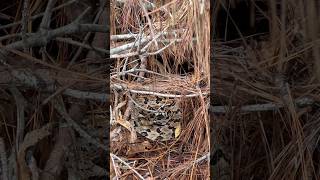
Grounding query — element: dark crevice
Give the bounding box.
[215,1,269,41]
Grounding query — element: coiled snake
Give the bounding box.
[130,94,182,141]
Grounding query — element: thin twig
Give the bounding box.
[146,40,176,55]
[74,7,92,23]
[140,33,162,53]
[110,153,145,180]
[210,97,315,113]
[120,27,144,74]
[63,89,108,102]
[21,0,30,52]
[138,0,158,49]
[9,86,27,150]
[4,23,108,52]
[111,84,209,98]
[111,51,139,59]
[68,2,106,67]
[110,35,150,55]
[112,68,167,78]
[0,0,77,30]
[0,33,36,42]
[110,29,187,41]
[0,53,108,102]
[129,89,208,98]
[39,0,57,30]
[110,154,120,180]
[53,97,108,151]
[0,46,106,82]
[55,37,108,55]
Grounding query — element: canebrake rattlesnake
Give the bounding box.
[130,94,182,141]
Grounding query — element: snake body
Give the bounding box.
[130,94,182,141]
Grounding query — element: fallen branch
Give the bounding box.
[9,87,27,150]
[1,4,109,55]
[39,104,83,180]
[210,97,315,113]
[17,124,53,180]
[0,0,77,30]
[55,37,109,55]
[0,54,108,102]
[53,97,108,151]
[111,83,209,98]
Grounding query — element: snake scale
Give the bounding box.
[130,94,182,141]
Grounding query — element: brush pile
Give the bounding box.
[213,0,320,179]
[110,0,210,179]
[0,0,108,179]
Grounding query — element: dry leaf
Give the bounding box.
[126,141,152,156]
[116,114,137,142]
[175,122,182,138]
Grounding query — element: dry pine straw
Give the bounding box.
[110,78,209,179]
[110,0,209,178]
